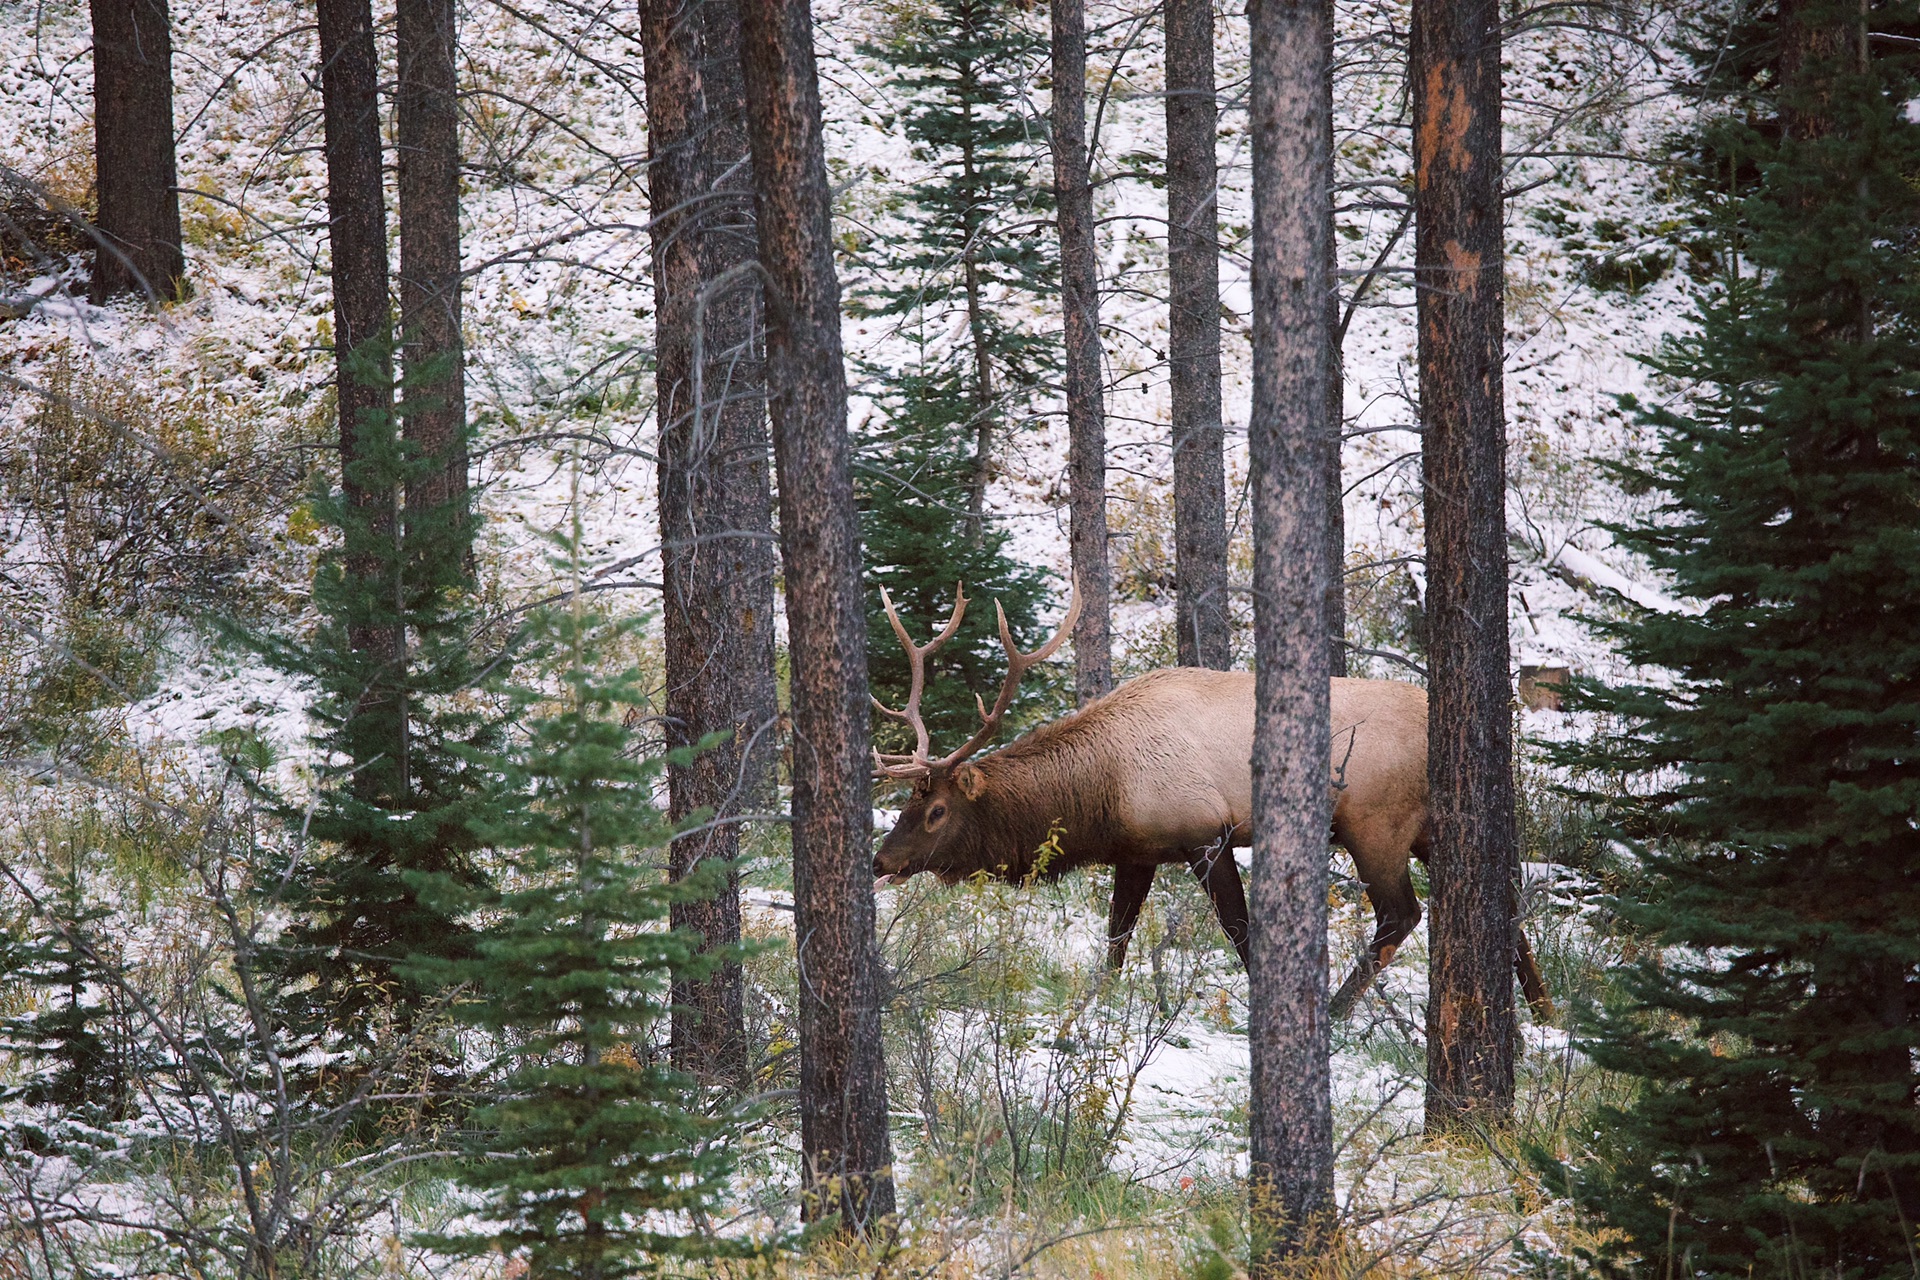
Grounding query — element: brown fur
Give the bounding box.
[876,669,1433,960]
[875,668,1555,1019]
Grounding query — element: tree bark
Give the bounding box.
[737,0,895,1230]
[1413,0,1517,1128]
[641,0,779,1089]
[88,0,184,303]
[1245,0,1334,1263]
[1051,0,1112,703]
[1777,0,1862,143]
[396,0,469,563]
[317,0,401,696]
[1164,0,1230,672]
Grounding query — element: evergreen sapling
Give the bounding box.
[853,0,1059,747]
[244,345,499,1048]
[413,531,742,1277]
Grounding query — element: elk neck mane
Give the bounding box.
[965,682,1153,876]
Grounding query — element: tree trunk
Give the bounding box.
[1164,0,1230,672]
[641,0,778,1089]
[1323,359,1346,675]
[88,0,184,303]
[962,253,997,548]
[317,0,401,716]
[396,0,469,566]
[737,0,895,1230]
[1776,0,1867,354]
[1245,0,1334,1263]
[1051,0,1112,704]
[1413,0,1516,1128]
[1777,0,1862,143]
[1321,0,1346,677]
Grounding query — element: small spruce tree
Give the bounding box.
[246,347,497,1046]
[855,0,1059,748]
[859,404,1056,751]
[411,531,740,1278]
[1551,4,1920,1271]
[0,838,125,1132]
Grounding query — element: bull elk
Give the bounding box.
[870,583,1553,1019]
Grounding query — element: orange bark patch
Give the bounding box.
[1415,64,1473,187]
[1445,239,1483,297]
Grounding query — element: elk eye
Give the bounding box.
[928,804,947,824]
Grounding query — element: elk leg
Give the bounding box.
[1330,862,1422,1020]
[1187,843,1251,969]
[1516,926,1556,1021]
[1106,862,1158,969]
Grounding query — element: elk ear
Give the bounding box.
[955,763,986,801]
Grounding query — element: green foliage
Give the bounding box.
[1550,8,1920,1273]
[853,0,1053,361]
[879,867,1197,1210]
[0,848,125,1129]
[409,546,742,1278]
[861,425,1058,753]
[0,348,304,621]
[0,348,302,757]
[241,345,499,1045]
[854,0,1059,751]
[0,772,462,1278]
[0,608,160,758]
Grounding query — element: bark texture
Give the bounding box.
[317,0,400,681]
[88,0,184,302]
[737,0,896,1229]
[1164,0,1231,672]
[1413,0,1517,1127]
[1778,0,1863,143]
[1051,0,1112,703]
[396,0,468,544]
[1245,0,1334,1262]
[641,0,778,1088]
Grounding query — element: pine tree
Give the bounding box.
[859,395,1054,750]
[855,0,1059,749]
[247,351,495,1047]
[88,0,185,302]
[1413,0,1517,1126]
[640,0,779,1085]
[395,0,470,563]
[1244,0,1335,1255]
[412,558,737,1277]
[1164,0,1232,673]
[740,0,898,1222]
[0,843,125,1130]
[1553,1,1920,1268]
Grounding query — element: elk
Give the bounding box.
[870,584,1553,1019]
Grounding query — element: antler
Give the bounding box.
[931,583,1081,769]
[870,583,969,779]
[870,581,1083,780]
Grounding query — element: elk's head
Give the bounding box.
[869,581,1079,888]
[873,761,988,884]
